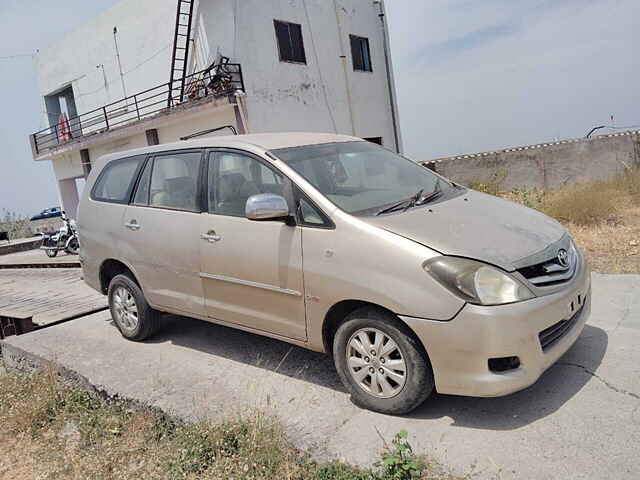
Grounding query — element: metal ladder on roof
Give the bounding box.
[168,0,195,107]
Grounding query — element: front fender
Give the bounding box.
[302,213,466,351]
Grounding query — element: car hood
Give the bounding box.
[365,189,566,271]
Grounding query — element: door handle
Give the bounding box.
[125,221,141,231]
[201,230,221,243]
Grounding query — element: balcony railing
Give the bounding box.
[32,63,244,155]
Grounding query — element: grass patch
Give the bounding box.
[541,182,618,226]
[504,168,640,226]
[0,368,459,480]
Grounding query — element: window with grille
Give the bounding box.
[274,20,307,64]
[350,35,372,72]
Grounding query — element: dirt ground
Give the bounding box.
[567,205,640,273]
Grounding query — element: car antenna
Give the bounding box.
[180,125,238,141]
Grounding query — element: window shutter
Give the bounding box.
[350,35,364,71]
[362,38,372,71]
[275,21,293,62]
[290,24,306,63]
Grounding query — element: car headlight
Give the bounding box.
[424,257,534,306]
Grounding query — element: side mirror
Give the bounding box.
[246,194,290,221]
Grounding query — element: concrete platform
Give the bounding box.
[0,268,106,326]
[0,248,80,268]
[0,236,42,256]
[1,273,639,479]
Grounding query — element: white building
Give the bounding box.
[30,0,402,217]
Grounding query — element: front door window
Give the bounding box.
[209,151,285,217]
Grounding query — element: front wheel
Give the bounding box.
[65,237,79,255]
[333,307,434,415]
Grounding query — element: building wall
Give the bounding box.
[189,0,400,150]
[424,130,640,190]
[35,0,402,213]
[34,0,176,129]
[35,0,399,151]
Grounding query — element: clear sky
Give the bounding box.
[1,0,638,216]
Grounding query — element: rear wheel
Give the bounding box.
[333,307,434,415]
[108,274,160,341]
[45,248,58,258]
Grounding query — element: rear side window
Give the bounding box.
[91,155,145,203]
[148,152,202,211]
[132,159,152,205]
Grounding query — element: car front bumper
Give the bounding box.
[400,253,591,397]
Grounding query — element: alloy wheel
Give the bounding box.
[346,327,407,398]
[112,286,139,333]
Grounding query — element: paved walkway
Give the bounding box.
[0,268,106,326]
[1,273,639,479]
[0,248,80,268]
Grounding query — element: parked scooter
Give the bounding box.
[41,211,79,258]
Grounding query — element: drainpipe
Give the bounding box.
[332,0,356,135]
[373,0,402,153]
[113,27,128,99]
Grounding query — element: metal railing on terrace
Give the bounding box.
[32,63,244,155]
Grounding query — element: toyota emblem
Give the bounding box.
[557,249,570,268]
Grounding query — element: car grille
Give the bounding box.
[518,246,577,287]
[538,301,584,351]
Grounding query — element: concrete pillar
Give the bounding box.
[80,149,91,177]
[234,105,247,134]
[145,129,159,146]
[57,178,80,219]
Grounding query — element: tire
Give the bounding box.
[333,307,434,415]
[65,237,79,255]
[46,248,58,258]
[107,274,161,341]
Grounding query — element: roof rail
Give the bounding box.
[179,125,238,141]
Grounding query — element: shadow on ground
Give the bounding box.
[119,315,607,430]
[145,314,344,391]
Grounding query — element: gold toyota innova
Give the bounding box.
[78,133,591,414]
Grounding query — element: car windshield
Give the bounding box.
[271,141,451,216]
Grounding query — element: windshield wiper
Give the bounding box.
[375,197,415,216]
[376,182,445,216]
[415,179,445,206]
[402,189,424,212]
[376,189,425,216]
[417,184,444,206]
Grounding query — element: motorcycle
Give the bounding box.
[41,211,79,258]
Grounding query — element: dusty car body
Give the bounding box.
[78,133,590,414]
